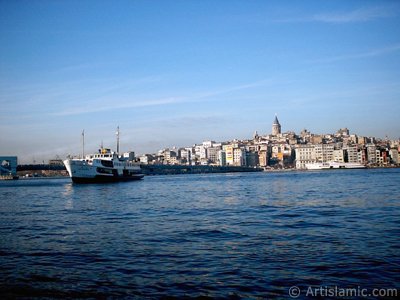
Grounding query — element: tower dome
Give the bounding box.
[272,114,281,135]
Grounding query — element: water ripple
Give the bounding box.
[1,169,400,298]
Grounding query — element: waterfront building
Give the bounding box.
[272,115,281,136]
[139,154,154,164]
[271,145,282,159]
[315,144,334,162]
[199,146,207,160]
[133,116,396,169]
[389,148,399,164]
[333,149,345,163]
[194,144,202,158]
[245,143,258,153]
[245,151,259,167]
[233,148,246,166]
[207,147,220,163]
[122,151,135,161]
[169,156,179,165]
[218,150,226,166]
[179,149,191,164]
[366,144,377,164]
[295,145,316,169]
[343,145,358,163]
[376,149,383,166]
[199,158,209,165]
[258,150,269,167]
[224,145,234,165]
[163,149,177,164]
[381,149,390,166]
[357,149,367,164]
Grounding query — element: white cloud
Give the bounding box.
[49,78,278,116]
[274,5,397,24]
[307,43,400,64]
[313,6,395,23]
[52,97,183,116]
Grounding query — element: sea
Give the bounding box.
[0,169,399,299]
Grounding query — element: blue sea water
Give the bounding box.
[0,169,399,299]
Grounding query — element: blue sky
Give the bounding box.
[1,0,399,163]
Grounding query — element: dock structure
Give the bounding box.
[0,156,18,179]
[140,164,263,175]
[16,163,263,176]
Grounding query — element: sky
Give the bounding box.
[0,0,399,163]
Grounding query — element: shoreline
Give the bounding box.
[10,165,399,181]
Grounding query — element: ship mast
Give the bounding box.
[82,129,85,159]
[116,126,120,155]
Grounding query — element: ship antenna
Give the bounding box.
[82,129,85,158]
[116,126,120,155]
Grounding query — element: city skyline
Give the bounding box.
[1,1,400,163]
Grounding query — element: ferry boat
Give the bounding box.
[63,128,144,183]
[305,161,366,170]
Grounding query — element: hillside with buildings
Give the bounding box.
[138,115,400,170]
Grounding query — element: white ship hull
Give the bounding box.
[305,162,366,170]
[64,157,144,184]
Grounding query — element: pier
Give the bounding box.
[16,163,262,177]
[140,164,263,175]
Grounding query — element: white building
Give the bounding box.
[207,147,220,164]
[163,149,177,164]
[344,145,358,163]
[218,150,226,166]
[233,148,246,166]
[389,148,399,164]
[179,149,191,164]
[139,154,153,164]
[295,145,315,169]
[333,149,345,163]
[202,141,215,148]
[315,144,334,162]
[122,151,135,161]
[358,149,367,164]
[367,144,377,164]
[199,146,207,160]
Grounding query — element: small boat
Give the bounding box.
[305,161,366,170]
[64,127,144,183]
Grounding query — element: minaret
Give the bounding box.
[272,114,281,135]
[253,130,259,140]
